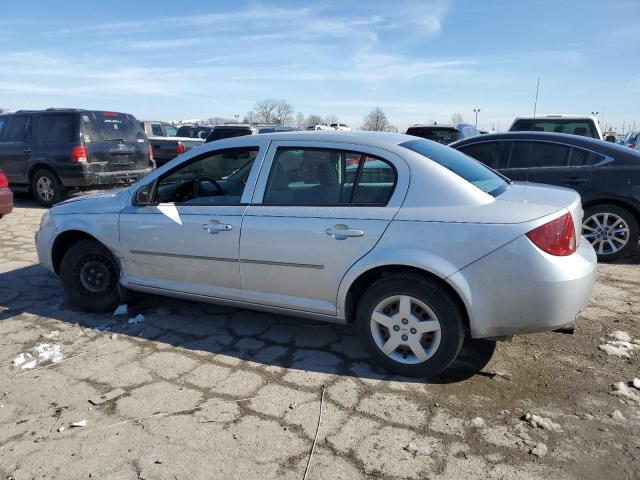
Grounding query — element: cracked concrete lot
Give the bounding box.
[1,196,639,480]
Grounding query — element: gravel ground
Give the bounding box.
[1,195,639,480]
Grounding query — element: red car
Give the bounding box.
[0,169,13,218]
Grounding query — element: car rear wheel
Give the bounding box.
[60,239,120,312]
[583,204,639,261]
[356,274,465,378]
[31,169,67,207]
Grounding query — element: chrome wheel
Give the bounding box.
[370,295,441,365]
[36,176,55,202]
[583,212,629,256]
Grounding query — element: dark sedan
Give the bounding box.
[451,131,640,261]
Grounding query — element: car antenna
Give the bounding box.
[526,77,541,183]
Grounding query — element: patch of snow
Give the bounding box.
[404,441,432,456]
[610,382,640,404]
[469,417,486,428]
[523,412,562,433]
[598,341,639,358]
[127,314,144,325]
[609,331,632,342]
[113,304,128,316]
[34,343,63,363]
[530,443,548,457]
[43,330,60,340]
[70,419,87,428]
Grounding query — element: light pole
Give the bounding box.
[234,114,239,124]
[473,108,481,128]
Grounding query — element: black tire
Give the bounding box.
[355,273,466,378]
[583,204,639,262]
[60,239,120,312]
[31,168,67,207]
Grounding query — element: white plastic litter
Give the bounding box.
[610,382,640,404]
[127,314,145,325]
[404,441,432,456]
[58,426,65,432]
[469,417,486,428]
[633,378,640,390]
[22,360,37,370]
[34,343,64,364]
[113,304,128,316]
[12,352,31,366]
[530,443,548,457]
[70,419,87,428]
[523,412,563,433]
[43,331,60,340]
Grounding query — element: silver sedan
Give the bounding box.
[36,131,597,377]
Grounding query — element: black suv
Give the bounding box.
[451,131,640,261]
[0,109,153,206]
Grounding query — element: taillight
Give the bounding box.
[176,143,186,154]
[526,212,576,256]
[70,145,88,163]
[0,170,8,188]
[148,142,154,160]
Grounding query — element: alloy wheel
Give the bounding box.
[369,295,441,365]
[36,176,55,202]
[583,212,629,256]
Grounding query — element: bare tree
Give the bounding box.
[294,112,306,130]
[361,107,395,132]
[450,112,464,125]
[204,116,230,126]
[247,98,295,125]
[273,99,295,125]
[324,113,339,125]
[243,111,257,124]
[306,114,324,126]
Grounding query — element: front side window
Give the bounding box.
[509,141,570,168]
[39,115,74,143]
[401,138,508,197]
[154,148,258,205]
[263,148,396,205]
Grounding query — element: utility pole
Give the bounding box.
[473,108,481,128]
[234,114,239,124]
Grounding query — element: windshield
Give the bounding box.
[401,139,509,197]
[510,119,598,138]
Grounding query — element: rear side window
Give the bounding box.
[509,141,569,168]
[38,115,75,143]
[457,141,509,169]
[264,148,396,206]
[569,148,601,166]
[151,124,164,136]
[4,116,28,142]
[510,119,597,138]
[401,139,508,197]
[0,117,7,135]
[82,112,146,143]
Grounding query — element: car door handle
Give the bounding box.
[562,177,589,184]
[202,220,233,234]
[325,224,364,239]
[23,148,32,153]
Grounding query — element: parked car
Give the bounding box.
[36,131,595,377]
[330,123,351,131]
[621,131,639,149]
[0,168,13,218]
[451,131,640,261]
[175,125,215,140]
[405,124,479,144]
[307,124,333,131]
[0,109,153,206]
[509,114,603,140]
[140,121,178,138]
[205,124,296,143]
[148,136,204,167]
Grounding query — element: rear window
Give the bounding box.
[38,114,75,143]
[406,127,460,144]
[82,111,146,143]
[401,139,509,197]
[510,119,597,138]
[206,127,252,142]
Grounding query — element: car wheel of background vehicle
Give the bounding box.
[355,273,465,378]
[60,239,120,312]
[583,204,639,261]
[31,169,67,207]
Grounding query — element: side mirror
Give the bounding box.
[134,185,151,206]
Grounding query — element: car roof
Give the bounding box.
[408,124,458,129]
[251,130,416,147]
[450,131,640,156]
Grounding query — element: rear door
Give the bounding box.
[0,115,32,184]
[239,141,409,315]
[81,111,149,178]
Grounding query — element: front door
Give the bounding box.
[0,115,32,185]
[240,141,409,315]
[119,145,264,301]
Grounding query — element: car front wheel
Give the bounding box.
[356,274,465,378]
[583,204,639,261]
[59,239,120,312]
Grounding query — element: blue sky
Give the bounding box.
[1,0,638,131]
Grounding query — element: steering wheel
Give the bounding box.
[194,176,225,198]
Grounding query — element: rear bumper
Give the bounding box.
[448,236,597,338]
[0,187,13,215]
[60,165,153,188]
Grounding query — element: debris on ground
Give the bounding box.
[288,402,297,410]
[127,314,145,325]
[523,412,563,432]
[469,417,486,428]
[42,330,60,340]
[12,352,32,367]
[113,304,128,316]
[404,440,432,456]
[57,426,65,432]
[633,378,640,390]
[89,388,126,405]
[530,443,548,457]
[485,370,512,381]
[70,419,87,428]
[610,382,640,404]
[599,331,640,358]
[110,333,118,340]
[610,409,626,421]
[34,343,63,364]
